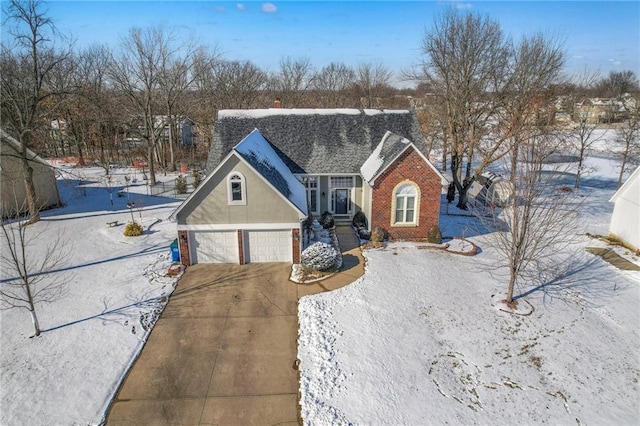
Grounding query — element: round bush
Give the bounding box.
[301,242,339,271]
[428,225,443,244]
[319,211,335,229]
[124,221,143,237]
[371,226,387,243]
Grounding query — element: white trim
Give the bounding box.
[366,137,448,186]
[390,180,420,227]
[178,222,301,231]
[227,171,247,205]
[329,175,355,215]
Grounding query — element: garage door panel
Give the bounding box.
[191,231,238,264]
[245,230,292,263]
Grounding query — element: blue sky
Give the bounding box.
[7,1,640,87]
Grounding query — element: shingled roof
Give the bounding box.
[207,109,426,175]
[234,129,307,215]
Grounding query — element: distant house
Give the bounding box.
[1,129,60,218]
[609,166,640,252]
[574,98,629,124]
[171,108,447,265]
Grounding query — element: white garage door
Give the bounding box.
[245,230,292,263]
[190,231,238,264]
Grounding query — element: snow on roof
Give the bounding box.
[360,131,410,183]
[234,129,308,215]
[219,108,410,120]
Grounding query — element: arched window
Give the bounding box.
[227,172,246,205]
[395,184,417,224]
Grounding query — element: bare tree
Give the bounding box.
[488,33,567,306]
[310,62,356,108]
[209,60,268,109]
[596,70,639,97]
[1,214,69,337]
[613,103,640,187]
[487,133,583,307]
[0,0,71,224]
[108,25,169,186]
[156,37,212,172]
[418,9,510,209]
[355,62,393,108]
[269,56,315,107]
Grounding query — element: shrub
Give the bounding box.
[175,174,187,194]
[192,170,202,189]
[428,225,443,244]
[124,221,143,237]
[301,242,339,271]
[319,211,334,229]
[371,226,387,243]
[352,210,368,228]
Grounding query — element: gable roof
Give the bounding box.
[207,109,426,175]
[234,129,307,214]
[171,128,307,221]
[1,129,52,169]
[361,131,448,186]
[610,165,640,203]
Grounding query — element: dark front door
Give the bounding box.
[335,189,349,214]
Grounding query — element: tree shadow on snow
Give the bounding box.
[514,250,630,307]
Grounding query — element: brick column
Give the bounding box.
[237,230,245,265]
[178,230,191,266]
[292,228,301,264]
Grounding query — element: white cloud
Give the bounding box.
[237,3,245,11]
[261,2,277,13]
[452,1,473,9]
[214,5,225,12]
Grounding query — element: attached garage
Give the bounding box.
[244,230,292,263]
[190,231,239,264]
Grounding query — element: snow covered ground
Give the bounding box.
[0,128,637,425]
[298,136,640,424]
[0,166,182,424]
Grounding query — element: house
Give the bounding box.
[609,165,640,252]
[1,129,61,218]
[171,109,447,265]
[574,98,629,124]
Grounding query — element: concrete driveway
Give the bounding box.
[106,226,363,425]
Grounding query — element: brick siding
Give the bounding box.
[370,147,441,241]
[292,228,300,264]
[178,230,191,266]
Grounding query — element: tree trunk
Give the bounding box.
[574,146,585,188]
[505,268,516,304]
[29,308,41,337]
[21,156,40,224]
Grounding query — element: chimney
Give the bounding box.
[273,98,282,108]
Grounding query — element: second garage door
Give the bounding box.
[245,230,292,263]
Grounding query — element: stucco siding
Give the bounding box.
[610,170,640,250]
[1,140,60,218]
[178,154,301,225]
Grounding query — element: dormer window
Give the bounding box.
[228,172,246,205]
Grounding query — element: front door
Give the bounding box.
[335,189,349,214]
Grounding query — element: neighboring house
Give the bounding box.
[1,129,61,219]
[574,98,629,124]
[609,165,640,252]
[171,108,447,265]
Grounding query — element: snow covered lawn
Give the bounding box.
[0,167,182,424]
[298,152,640,425]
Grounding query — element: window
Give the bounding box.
[300,176,319,214]
[227,172,246,205]
[394,184,417,224]
[330,176,354,215]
